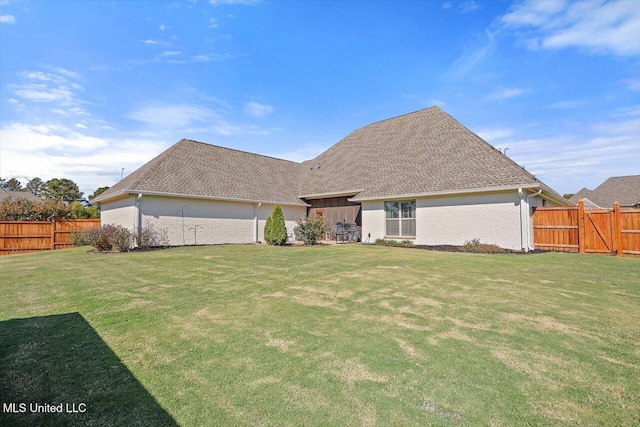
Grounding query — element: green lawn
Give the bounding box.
[1,245,639,426]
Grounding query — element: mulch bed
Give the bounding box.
[410,244,547,254]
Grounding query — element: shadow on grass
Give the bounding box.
[0,312,177,426]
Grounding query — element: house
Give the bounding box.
[569,175,640,209]
[92,107,571,250]
[0,188,41,202]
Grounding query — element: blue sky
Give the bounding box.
[1,0,639,197]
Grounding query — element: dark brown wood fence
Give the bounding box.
[533,200,640,257]
[0,219,100,255]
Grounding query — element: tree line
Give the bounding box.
[0,177,109,220]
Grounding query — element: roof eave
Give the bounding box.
[94,189,309,207]
[349,184,543,202]
[298,189,364,200]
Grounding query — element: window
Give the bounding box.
[385,200,416,238]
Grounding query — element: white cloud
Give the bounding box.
[489,87,530,100]
[159,50,182,57]
[159,24,170,31]
[445,29,496,80]
[491,115,640,194]
[458,0,480,14]
[623,76,640,92]
[442,2,452,10]
[502,0,640,56]
[0,122,166,194]
[209,18,218,28]
[0,14,16,24]
[140,39,158,45]
[475,128,514,142]
[167,53,232,64]
[546,100,585,109]
[75,123,88,129]
[9,68,87,115]
[243,102,274,117]
[269,143,328,163]
[128,103,218,129]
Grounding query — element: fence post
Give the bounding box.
[613,202,623,257]
[51,219,56,250]
[577,199,585,254]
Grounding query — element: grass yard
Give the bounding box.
[0,245,639,426]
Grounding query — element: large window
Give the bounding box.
[385,200,416,238]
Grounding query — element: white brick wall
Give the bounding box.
[122,196,307,246]
[100,196,136,230]
[362,191,529,250]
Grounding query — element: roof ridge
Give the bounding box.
[182,138,302,165]
[351,105,441,132]
[437,108,541,184]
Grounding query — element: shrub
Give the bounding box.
[264,216,273,244]
[134,223,168,249]
[84,226,114,252]
[293,215,326,245]
[70,230,86,246]
[0,197,72,221]
[462,238,506,254]
[374,238,414,248]
[268,205,288,246]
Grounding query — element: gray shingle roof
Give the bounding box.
[569,175,640,208]
[0,189,41,202]
[95,106,558,205]
[96,139,306,205]
[300,107,541,200]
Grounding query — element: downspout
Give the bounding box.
[135,193,143,248]
[254,202,261,243]
[518,188,526,251]
[525,189,542,250]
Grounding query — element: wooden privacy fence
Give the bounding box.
[0,219,100,256]
[533,200,640,257]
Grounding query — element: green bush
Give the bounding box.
[269,205,288,246]
[264,216,273,244]
[293,215,326,245]
[375,238,414,248]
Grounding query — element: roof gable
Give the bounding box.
[300,106,540,199]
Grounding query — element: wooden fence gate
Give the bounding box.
[0,219,100,255]
[533,200,640,257]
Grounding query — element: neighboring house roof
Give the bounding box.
[569,175,640,208]
[94,106,568,205]
[0,188,40,202]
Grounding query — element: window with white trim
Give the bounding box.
[385,200,416,238]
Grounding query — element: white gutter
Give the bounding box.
[350,184,542,202]
[253,202,262,242]
[93,189,309,207]
[518,188,527,251]
[518,187,543,252]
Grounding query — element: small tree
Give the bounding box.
[263,216,273,244]
[26,177,45,198]
[293,214,326,245]
[42,178,84,202]
[4,178,23,191]
[270,205,288,246]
